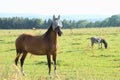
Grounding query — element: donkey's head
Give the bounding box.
[52,15,63,36]
[102,39,108,49]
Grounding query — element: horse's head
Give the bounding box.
[104,42,108,49]
[102,39,108,49]
[52,15,63,36]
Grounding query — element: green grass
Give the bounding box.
[0,27,120,80]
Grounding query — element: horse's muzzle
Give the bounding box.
[55,27,62,36]
[58,30,62,36]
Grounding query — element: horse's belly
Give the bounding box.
[28,50,46,55]
[24,43,47,55]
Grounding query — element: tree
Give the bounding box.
[62,19,71,28]
[76,20,89,28]
[94,21,101,27]
[100,18,109,27]
[0,14,120,29]
[108,15,120,27]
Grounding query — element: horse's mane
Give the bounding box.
[43,23,53,38]
[102,39,107,44]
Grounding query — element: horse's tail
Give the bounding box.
[16,49,22,55]
[15,45,23,65]
[15,41,22,56]
[15,34,26,55]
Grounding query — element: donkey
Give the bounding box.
[90,37,108,49]
[15,15,63,76]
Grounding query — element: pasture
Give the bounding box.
[0,27,120,80]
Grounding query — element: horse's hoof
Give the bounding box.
[22,72,26,76]
[50,75,52,78]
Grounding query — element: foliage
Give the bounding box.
[0,27,120,80]
[0,14,120,29]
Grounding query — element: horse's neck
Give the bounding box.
[50,31,58,44]
[102,39,106,44]
[44,24,58,44]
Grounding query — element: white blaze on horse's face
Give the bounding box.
[52,15,63,30]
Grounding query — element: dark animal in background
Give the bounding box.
[15,15,63,76]
[90,37,108,49]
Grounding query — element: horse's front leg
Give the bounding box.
[53,53,60,79]
[101,43,102,48]
[99,43,102,48]
[52,53,57,75]
[47,54,51,75]
[91,42,94,48]
[98,42,101,49]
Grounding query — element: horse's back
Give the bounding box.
[90,37,96,42]
[91,37,102,43]
[16,33,32,43]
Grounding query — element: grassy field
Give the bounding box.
[0,27,120,80]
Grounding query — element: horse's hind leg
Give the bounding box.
[20,51,27,76]
[15,52,21,65]
[53,54,60,79]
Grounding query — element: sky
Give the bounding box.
[0,0,120,16]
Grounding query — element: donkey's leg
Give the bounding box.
[91,42,94,48]
[98,42,101,49]
[15,52,21,66]
[100,43,102,48]
[52,54,57,75]
[20,51,27,76]
[98,43,102,49]
[47,54,51,75]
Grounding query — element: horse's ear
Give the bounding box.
[58,15,60,19]
[53,15,55,20]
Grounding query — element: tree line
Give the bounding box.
[0,14,120,29]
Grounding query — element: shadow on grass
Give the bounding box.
[0,40,3,41]
[0,40,4,43]
[71,43,81,45]
[34,61,47,65]
[91,54,115,58]
[6,41,14,44]
[113,59,120,61]
[5,49,15,52]
[33,60,63,66]
[59,49,82,54]
[65,50,82,53]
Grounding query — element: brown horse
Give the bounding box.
[15,15,63,76]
